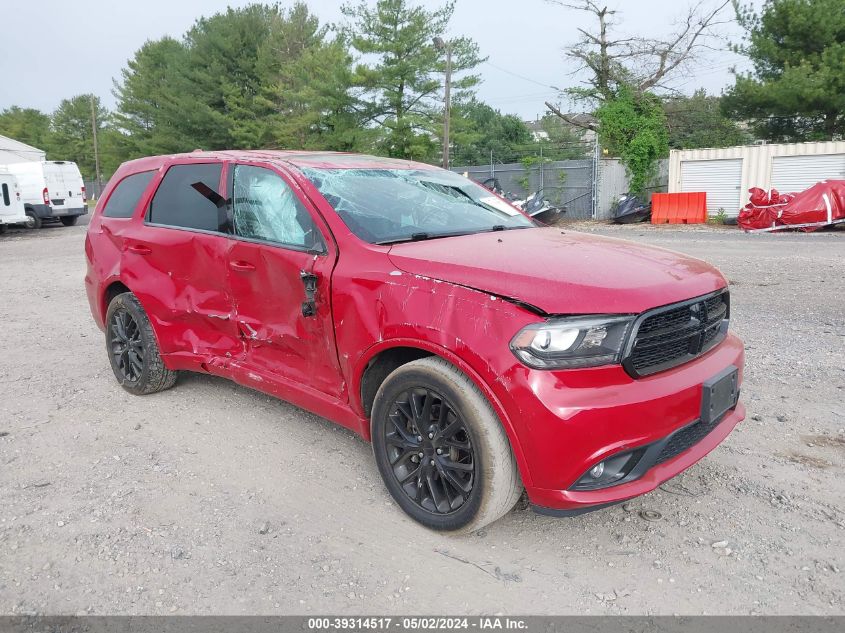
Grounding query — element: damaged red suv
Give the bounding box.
[85,151,744,531]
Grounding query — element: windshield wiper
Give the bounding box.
[376,226,533,245]
[486,224,532,232]
[375,231,475,245]
[375,232,429,245]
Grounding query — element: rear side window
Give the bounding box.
[147,163,224,232]
[2,183,9,206]
[102,171,156,218]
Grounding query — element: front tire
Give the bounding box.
[105,292,178,395]
[60,215,79,226]
[371,357,522,532]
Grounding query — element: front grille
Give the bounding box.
[654,416,722,465]
[624,290,729,377]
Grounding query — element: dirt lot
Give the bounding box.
[1,220,843,616]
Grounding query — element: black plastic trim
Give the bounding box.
[531,499,627,517]
[622,288,730,378]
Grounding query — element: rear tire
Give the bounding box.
[24,209,41,230]
[0,224,7,235]
[371,357,522,532]
[60,215,79,227]
[105,292,178,395]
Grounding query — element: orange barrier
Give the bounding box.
[651,192,707,224]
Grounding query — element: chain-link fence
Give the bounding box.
[84,179,105,201]
[454,157,669,221]
[453,159,596,219]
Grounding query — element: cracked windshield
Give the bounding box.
[300,167,535,244]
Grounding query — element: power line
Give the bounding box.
[483,61,560,91]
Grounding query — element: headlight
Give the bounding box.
[509,315,635,369]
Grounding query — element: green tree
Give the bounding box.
[0,106,52,151]
[664,90,749,149]
[722,0,845,141]
[258,5,367,151]
[111,37,192,158]
[545,1,730,128]
[48,94,109,181]
[544,1,728,195]
[341,0,483,161]
[180,3,280,149]
[449,99,533,165]
[595,88,668,195]
[112,3,363,159]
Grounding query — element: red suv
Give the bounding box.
[85,151,745,531]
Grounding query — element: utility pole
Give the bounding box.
[89,95,102,199]
[433,37,452,170]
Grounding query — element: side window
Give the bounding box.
[232,164,325,251]
[102,171,156,218]
[147,163,225,232]
[2,183,9,206]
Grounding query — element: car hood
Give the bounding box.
[386,228,727,315]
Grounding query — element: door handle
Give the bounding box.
[127,244,151,255]
[300,270,319,317]
[229,260,256,272]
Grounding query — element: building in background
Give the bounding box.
[0,134,46,165]
[669,141,845,219]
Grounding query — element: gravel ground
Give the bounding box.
[0,220,843,616]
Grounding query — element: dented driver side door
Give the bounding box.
[225,162,345,399]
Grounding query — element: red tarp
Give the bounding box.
[737,180,845,232]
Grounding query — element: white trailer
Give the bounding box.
[0,171,28,233]
[4,160,88,228]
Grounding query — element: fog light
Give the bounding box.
[570,448,648,491]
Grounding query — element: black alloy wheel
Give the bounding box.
[104,292,178,395]
[383,387,476,515]
[109,308,144,382]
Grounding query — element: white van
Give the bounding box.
[5,160,87,228]
[0,171,28,233]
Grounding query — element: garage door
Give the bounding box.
[771,154,845,192]
[680,159,743,217]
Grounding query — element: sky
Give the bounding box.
[0,0,752,121]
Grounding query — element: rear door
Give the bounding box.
[43,162,85,213]
[0,174,27,224]
[122,161,242,361]
[226,162,344,397]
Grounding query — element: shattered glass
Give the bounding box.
[299,167,534,244]
[233,164,323,250]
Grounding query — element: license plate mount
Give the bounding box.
[701,366,738,425]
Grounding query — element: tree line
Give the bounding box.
[543,0,843,195]
[0,0,839,190]
[0,1,553,182]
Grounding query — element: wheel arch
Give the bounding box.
[101,279,177,373]
[102,279,132,323]
[354,339,533,487]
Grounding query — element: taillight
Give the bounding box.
[81,186,86,203]
[42,187,50,204]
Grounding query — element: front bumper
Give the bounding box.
[506,332,745,513]
[530,403,744,514]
